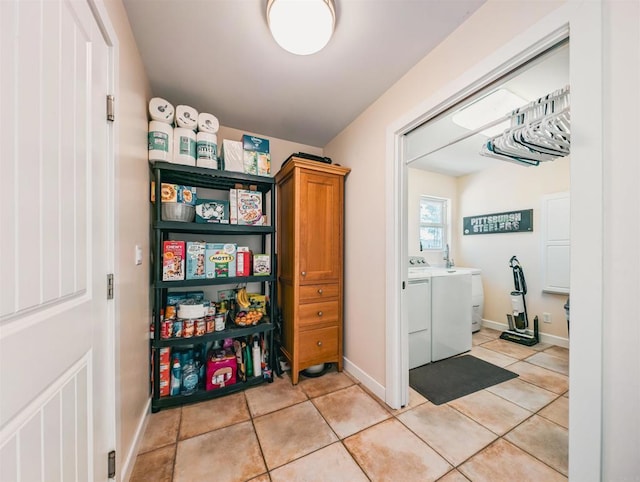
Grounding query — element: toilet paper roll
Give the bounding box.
[148,97,174,124]
[172,128,196,166]
[196,132,218,169]
[148,121,173,163]
[197,113,220,134]
[176,105,198,130]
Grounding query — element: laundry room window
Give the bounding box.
[419,196,448,250]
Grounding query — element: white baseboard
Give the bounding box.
[481,318,569,348]
[343,357,386,402]
[120,397,151,482]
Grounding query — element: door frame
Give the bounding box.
[385,2,603,480]
[87,0,119,477]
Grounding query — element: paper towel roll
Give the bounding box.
[196,132,218,169]
[149,97,174,124]
[176,105,198,130]
[197,113,220,134]
[173,128,196,166]
[148,121,173,163]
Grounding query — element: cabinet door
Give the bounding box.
[298,170,343,283]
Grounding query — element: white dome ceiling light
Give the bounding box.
[267,0,336,56]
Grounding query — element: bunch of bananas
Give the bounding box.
[236,287,251,309]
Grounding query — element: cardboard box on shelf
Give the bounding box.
[163,241,185,281]
[253,254,270,276]
[185,241,206,280]
[205,243,237,278]
[195,199,230,224]
[242,135,271,176]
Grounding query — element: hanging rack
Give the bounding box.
[405,86,570,167]
[480,86,570,166]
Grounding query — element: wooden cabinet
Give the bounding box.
[275,157,350,384]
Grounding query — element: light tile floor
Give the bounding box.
[131,328,569,481]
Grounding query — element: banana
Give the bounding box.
[237,287,250,308]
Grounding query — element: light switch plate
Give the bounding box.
[135,245,143,265]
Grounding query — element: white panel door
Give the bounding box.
[0,0,114,480]
[541,192,571,294]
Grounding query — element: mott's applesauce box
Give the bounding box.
[242,135,270,176]
[205,243,237,278]
[151,182,197,205]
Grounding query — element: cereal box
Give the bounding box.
[253,254,270,276]
[151,182,197,205]
[185,241,206,280]
[236,247,252,277]
[158,348,171,397]
[205,243,237,278]
[195,199,229,224]
[163,241,185,281]
[236,190,264,226]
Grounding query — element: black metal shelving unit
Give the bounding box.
[150,162,276,412]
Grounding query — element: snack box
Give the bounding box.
[236,247,252,277]
[247,293,267,314]
[253,254,270,276]
[242,135,271,176]
[217,289,235,302]
[185,241,206,280]
[167,293,187,306]
[163,241,185,281]
[151,182,197,205]
[236,189,264,226]
[206,348,237,390]
[205,243,237,278]
[195,199,230,224]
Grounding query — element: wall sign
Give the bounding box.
[463,209,533,235]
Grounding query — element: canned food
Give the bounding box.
[183,319,195,338]
[160,319,173,339]
[195,318,206,336]
[172,320,183,338]
[214,313,225,332]
[205,316,215,333]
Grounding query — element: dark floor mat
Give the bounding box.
[409,355,518,405]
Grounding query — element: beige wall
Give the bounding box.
[457,157,570,339]
[102,0,153,478]
[324,0,565,387]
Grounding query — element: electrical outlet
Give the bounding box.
[543,312,552,323]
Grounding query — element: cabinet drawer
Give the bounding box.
[299,283,339,303]
[299,326,339,364]
[298,300,339,327]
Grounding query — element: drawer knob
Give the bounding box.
[317,341,323,347]
[317,289,323,294]
[301,271,306,276]
[317,311,323,317]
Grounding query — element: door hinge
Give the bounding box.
[106,95,115,122]
[107,274,114,300]
[108,450,116,478]
[402,281,406,290]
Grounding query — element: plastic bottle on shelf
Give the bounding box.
[252,340,262,377]
[170,355,182,396]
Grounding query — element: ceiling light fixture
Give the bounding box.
[267,0,336,56]
[452,89,528,137]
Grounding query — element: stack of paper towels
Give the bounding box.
[148,97,220,169]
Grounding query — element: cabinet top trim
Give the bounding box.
[275,158,351,181]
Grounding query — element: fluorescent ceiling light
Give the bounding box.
[452,89,528,137]
[267,0,335,56]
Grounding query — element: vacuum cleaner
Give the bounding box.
[500,255,539,346]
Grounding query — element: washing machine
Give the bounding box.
[407,257,432,369]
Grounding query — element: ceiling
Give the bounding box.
[122,0,486,147]
[405,42,570,176]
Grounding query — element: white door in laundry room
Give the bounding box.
[0,0,114,480]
